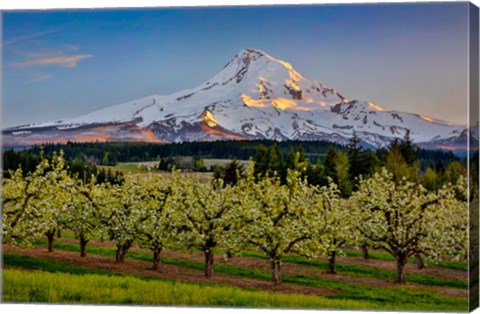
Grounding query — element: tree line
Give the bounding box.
[3,132,473,199]
[248,131,471,197]
[13,138,459,167]
[21,140,336,164]
[3,149,124,185]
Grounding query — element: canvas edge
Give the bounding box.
[0,2,476,313]
[468,1,480,312]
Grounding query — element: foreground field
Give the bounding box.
[4,269,362,308]
[2,236,468,311]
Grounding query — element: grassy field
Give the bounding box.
[99,158,251,174]
[202,158,251,168]
[342,249,468,271]
[2,254,466,311]
[2,268,391,309]
[2,235,469,311]
[98,162,158,174]
[98,163,214,182]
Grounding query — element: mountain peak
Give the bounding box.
[237,48,267,58]
[4,48,469,152]
[221,48,268,74]
[230,48,295,72]
[215,48,303,89]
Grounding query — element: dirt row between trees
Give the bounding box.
[57,237,467,281]
[3,245,335,297]
[3,238,468,298]
[334,255,467,281]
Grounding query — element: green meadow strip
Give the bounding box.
[1,267,387,309]
[16,241,468,311]
[342,249,467,271]
[3,253,122,277]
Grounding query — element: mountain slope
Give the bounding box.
[3,49,473,150]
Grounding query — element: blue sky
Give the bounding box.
[2,2,470,127]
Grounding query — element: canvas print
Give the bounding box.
[1,2,479,312]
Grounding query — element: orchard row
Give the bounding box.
[2,152,467,285]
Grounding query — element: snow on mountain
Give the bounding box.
[3,48,473,150]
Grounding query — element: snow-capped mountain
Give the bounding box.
[3,48,475,150]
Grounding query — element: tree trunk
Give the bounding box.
[46,230,55,252]
[362,244,369,259]
[415,253,425,269]
[115,242,132,263]
[152,247,162,270]
[204,249,214,278]
[271,260,282,285]
[395,256,407,284]
[57,229,62,238]
[115,245,123,263]
[327,250,337,274]
[80,236,89,257]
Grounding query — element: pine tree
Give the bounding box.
[267,144,284,177]
[253,144,268,179]
[323,146,338,185]
[97,169,106,184]
[222,159,245,186]
[347,131,362,182]
[286,147,296,170]
[399,130,418,165]
[361,151,381,178]
[297,144,306,164]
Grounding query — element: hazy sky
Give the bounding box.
[2,2,471,128]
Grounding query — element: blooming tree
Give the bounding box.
[133,174,175,270]
[2,152,73,251]
[87,177,143,263]
[239,170,325,285]
[65,179,103,257]
[317,180,357,274]
[170,174,242,278]
[352,168,467,284]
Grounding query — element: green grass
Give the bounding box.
[3,268,376,308]
[57,231,467,272]
[3,256,467,311]
[98,164,151,174]
[244,247,467,271]
[21,240,468,311]
[3,253,122,277]
[241,251,467,289]
[343,249,467,271]
[34,240,468,289]
[56,231,104,241]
